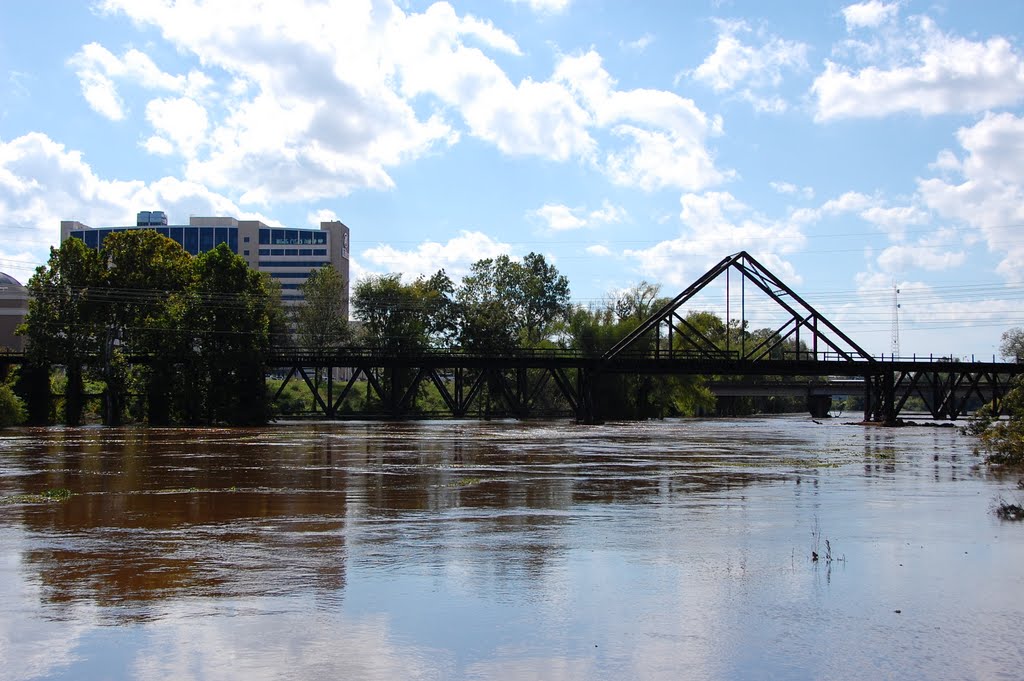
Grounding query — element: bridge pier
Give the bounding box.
[806,394,831,419]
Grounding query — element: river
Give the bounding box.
[1,416,1022,680]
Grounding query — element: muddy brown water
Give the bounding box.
[1,417,1022,680]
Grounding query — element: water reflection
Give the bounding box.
[2,418,1022,680]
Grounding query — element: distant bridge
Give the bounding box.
[259,252,1023,423]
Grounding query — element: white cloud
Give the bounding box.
[820,190,873,215]
[585,244,612,256]
[621,34,655,53]
[917,112,1024,280]
[692,20,808,112]
[360,230,511,281]
[859,204,929,238]
[604,125,728,192]
[622,191,804,287]
[534,204,587,231]
[307,208,340,227]
[769,181,814,200]
[876,244,965,272]
[145,97,209,158]
[507,0,571,14]
[788,190,931,241]
[0,132,274,280]
[67,42,210,121]
[532,200,627,232]
[555,50,729,191]
[587,200,627,225]
[842,1,900,30]
[142,136,174,156]
[86,2,730,205]
[812,17,1024,120]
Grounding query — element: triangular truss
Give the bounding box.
[602,251,874,363]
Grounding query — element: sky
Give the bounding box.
[2,0,1024,359]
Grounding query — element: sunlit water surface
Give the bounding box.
[1,417,1022,680]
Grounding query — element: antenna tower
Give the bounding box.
[891,281,901,358]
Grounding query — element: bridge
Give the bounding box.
[5,251,1022,423]
[259,252,1023,423]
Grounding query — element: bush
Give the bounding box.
[971,376,1024,465]
[0,383,26,428]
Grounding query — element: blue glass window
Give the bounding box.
[313,232,327,245]
[156,227,169,238]
[313,248,327,256]
[184,227,199,254]
[286,229,297,244]
[199,227,214,252]
[271,249,284,256]
[259,249,270,256]
[84,230,98,249]
[70,231,84,241]
[285,249,297,256]
[259,229,270,245]
[169,227,183,247]
[215,227,228,246]
[271,229,285,245]
[259,260,331,268]
[299,249,312,256]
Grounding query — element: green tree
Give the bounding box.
[457,253,570,352]
[181,243,275,425]
[352,271,456,411]
[0,368,25,428]
[1000,327,1024,362]
[99,230,193,425]
[969,376,1024,465]
[295,265,349,350]
[20,238,105,425]
[566,285,714,419]
[293,265,349,406]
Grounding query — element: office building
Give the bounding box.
[0,273,29,352]
[60,212,350,317]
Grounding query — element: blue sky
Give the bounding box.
[2,0,1024,358]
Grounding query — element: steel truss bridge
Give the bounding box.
[264,252,1024,423]
[4,252,1022,423]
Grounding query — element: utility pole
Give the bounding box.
[891,281,901,358]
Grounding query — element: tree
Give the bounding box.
[967,376,1024,465]
[293,265,349,407]
[457,253,570,352]
[614,281,663,323]
[0,368,25,428]
[99,230,192,425]
[352,271,455,411]
[182,243,276,425]
[20,238,105,425]
[354,274,429,353]
[566,287,715,420]
[295,265,349,350]
[1000,327,1024,361]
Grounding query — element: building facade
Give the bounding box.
[60,212,350,318]
[0,273,29,352]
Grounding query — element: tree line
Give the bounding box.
[6,230,824,426]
